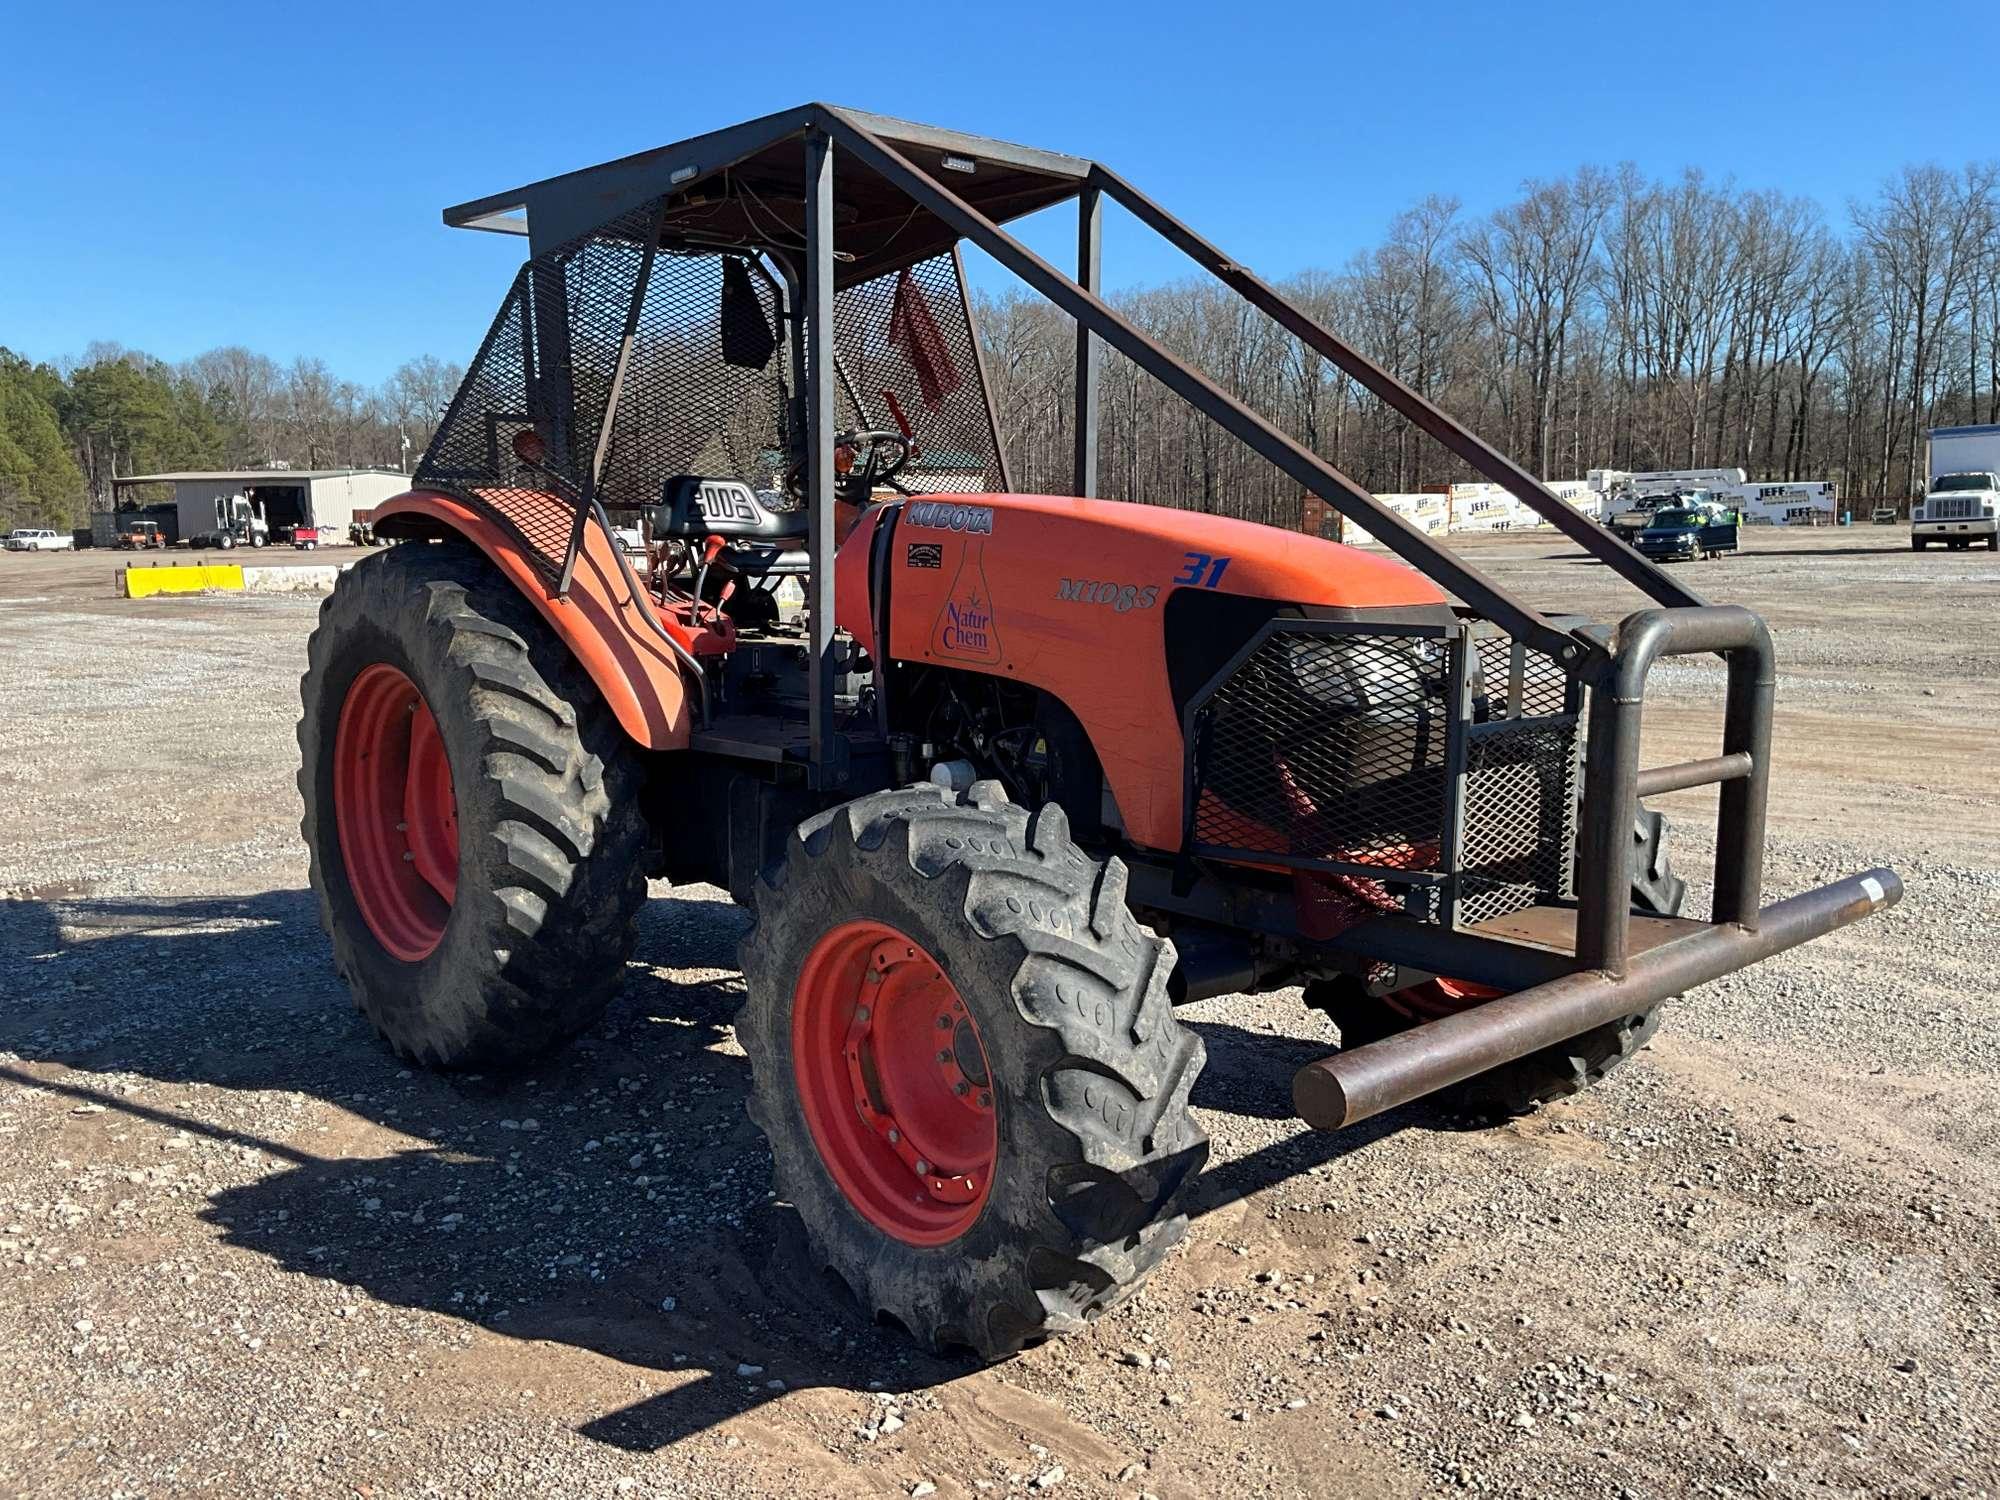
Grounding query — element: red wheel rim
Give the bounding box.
[333,663,458,962]
[792,920,997,1246]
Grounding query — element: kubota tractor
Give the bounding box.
[297,107,1901,1358]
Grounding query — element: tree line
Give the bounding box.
[974,160,2000,525]
[8,157,1995,535]
[0,344,462,530]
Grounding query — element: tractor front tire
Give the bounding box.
[298,538,647,1067]
[738,783,1207,1360]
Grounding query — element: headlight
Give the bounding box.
[1280,634,1442,713]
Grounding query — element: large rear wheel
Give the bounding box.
[738,783,1207,1359]
[298,539,648,1066]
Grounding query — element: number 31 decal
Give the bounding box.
[1174,551,1232,588]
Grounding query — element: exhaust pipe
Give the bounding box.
[1293,867,1902,1130]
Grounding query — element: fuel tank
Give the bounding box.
[837,493,1447,852]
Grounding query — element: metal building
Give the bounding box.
[108,469,411,543]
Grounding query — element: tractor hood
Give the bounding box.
[912,493,1448,612]
[840,492,1447,852]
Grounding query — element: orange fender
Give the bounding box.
[374,489,691,750]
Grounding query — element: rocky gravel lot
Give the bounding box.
[0,531,1994,1498]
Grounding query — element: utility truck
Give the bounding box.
[295,106,1902,1358]
[1916,425,2000,551]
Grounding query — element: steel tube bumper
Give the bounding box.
[1293,866,1902,1130]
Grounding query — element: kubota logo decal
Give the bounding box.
[1057,578,1160,613]
[906,501,994,534]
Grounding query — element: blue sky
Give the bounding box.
[3,0,1993,388]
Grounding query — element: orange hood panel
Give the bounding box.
[841,494,1445,851]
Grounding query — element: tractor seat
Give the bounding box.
[723,543,810,578]
[654,476,806,543]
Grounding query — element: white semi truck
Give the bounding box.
[185,492,271,550]
[1916,426,2000,552]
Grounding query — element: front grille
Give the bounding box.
[1187,619,1582,931]
[1191,629,1450,870]
[1927,497,1981,520]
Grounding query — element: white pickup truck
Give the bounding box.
[1912,472,1999,552]
[3,528,75,552]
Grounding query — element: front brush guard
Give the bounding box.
[1292,605,1903,1129]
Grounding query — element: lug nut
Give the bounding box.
[978,1091,992,1108]
[936,1050,952,1064]
[887,1128,900,1144]
[854,1007,870,1023]
[935,1015,952,1030]
[954,1081,971,1096]
[913,1158,931,1176]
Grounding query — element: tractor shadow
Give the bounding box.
[0,886,1416,1454]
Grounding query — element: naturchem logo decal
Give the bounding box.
[931,541,1001,664]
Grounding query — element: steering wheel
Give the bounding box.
[836,429,915,502]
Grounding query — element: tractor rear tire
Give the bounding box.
[738,782,1207,1360]
[298,538,648,1067]
[1306,807,1684,1119]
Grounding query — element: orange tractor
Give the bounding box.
[298,107,1900,1357]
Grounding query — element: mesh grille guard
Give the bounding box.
[1183,616,1582,932]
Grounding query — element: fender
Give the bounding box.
[374,489,692,750]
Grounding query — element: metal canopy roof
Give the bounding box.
[441,103,1091,284]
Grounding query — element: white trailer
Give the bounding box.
[1916,425,2000,551]
[1728,481,1838,525]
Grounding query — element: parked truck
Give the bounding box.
[1916,425,2000,551]
[187,493,270,551]
[3,528,74,552]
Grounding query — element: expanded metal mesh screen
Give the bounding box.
[1191,630,1451,868]
[1472,631,1574,721]
[1458,719,1580,927]
[831,253,1000,494]
[1188,622,1583,929]
[415,195,1002,582]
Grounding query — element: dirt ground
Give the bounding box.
[1,528,1994,1499]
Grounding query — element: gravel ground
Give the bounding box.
[0,530,1994,1499]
